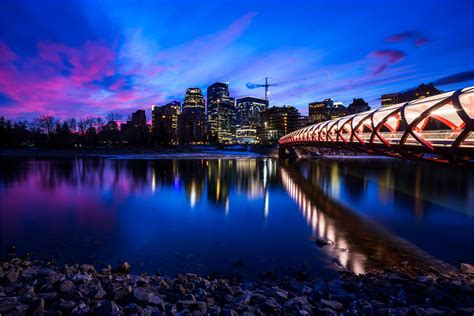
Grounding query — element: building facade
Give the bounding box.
[258,106,303,144]
[381,93,400,107]
[130,110,147,127]
[381,83,442,108]
[308,99,333,123]
[207,82,236,143]
[152,101,180,145]
[347,98,370,114]
[179,88,206,144]
[235,96,269,143]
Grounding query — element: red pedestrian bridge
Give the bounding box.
[278,86,474,164]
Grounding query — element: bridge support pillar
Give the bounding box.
[278,146,298,159]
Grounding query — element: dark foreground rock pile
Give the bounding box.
[1,257,473,315]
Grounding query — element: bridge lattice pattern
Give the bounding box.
[279,87,474,162]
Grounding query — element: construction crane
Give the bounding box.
[246,72,331,100]
[246,77,278,100]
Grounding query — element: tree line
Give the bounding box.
[0,113,159,148]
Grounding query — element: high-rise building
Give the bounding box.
[309,98,333,123]
[347,98,370,114]
[179,88,206,144]
[152,101,180,145]
[236,97,269,128]
[130,110,146,127]
[235,96,269,143]
[258,106,304,144]
[381,83,442,107]
[207,82,236,143]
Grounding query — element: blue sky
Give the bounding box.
[1,0,473,119]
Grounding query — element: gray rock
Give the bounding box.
[425,307,445,315]
[94,300,121,315]
[59,279,75,292]
[21,268,37,279]
[39,291,58,301]
[117,261,132,274]
[140,306,164,316]
[72,273,92,283]
[27,298,45,316]
[133,287,151,304]
[71,302,91,315]
[148,294,164,306]
[80,264,95,273]
[460,263,474,274]
[5,271,18,283]
[59,300,76,312]
[208,305,221,316]
[165,303,177,314]
[124,303,142,313]
[320,299,343,310]
[222,308,239,316]
[113,285,131,301]
[258,298,280,313]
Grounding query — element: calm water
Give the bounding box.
[0,157,473,278]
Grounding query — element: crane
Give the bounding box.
[245,77,278,100]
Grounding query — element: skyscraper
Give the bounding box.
[179,88,206,144]
[235,96,268,143]
[207,82,236,144]
[152,101,180,145]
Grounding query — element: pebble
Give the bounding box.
[0,256,471,315]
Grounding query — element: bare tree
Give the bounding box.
[95,117,104,133]
[106,112,122,122]
[66,118,77,133]
[77,116,95,135]
[36,115,57,136]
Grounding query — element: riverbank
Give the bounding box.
[0,146,276,160]
[1,254,473,315]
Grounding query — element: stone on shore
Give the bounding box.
[0,256,472,315]
[460,263,474,274]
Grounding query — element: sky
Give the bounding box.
[0,0,474,120]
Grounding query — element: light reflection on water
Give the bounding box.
[0,157,472,278]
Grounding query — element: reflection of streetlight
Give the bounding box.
[264,190,269,218]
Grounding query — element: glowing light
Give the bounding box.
[264,190,269,218]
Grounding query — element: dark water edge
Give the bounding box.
[0,147,274,159]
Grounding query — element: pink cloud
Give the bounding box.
[0,40,150,118]
[386,31,429,47]
[370,49,406,75]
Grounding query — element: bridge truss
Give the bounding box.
[279,87,474,164]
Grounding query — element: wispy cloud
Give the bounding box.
[386,31,429,47]
[369,49,406,75]
[434,70,474,86]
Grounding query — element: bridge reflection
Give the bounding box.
[279,160,455,274]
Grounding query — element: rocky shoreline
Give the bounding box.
[1,254,473,316]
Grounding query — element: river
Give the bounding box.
[0,157,472,279]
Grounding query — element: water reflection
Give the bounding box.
[285,158,474,267]
[0,157,472,276]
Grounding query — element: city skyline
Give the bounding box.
[1,0,474,121]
